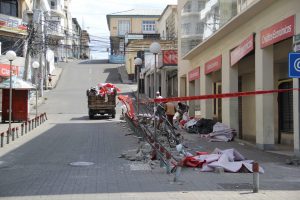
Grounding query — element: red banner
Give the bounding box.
[154,88,300,103]
[163,50,178,65]
[261,15,295,48]
[231,34,254,66]
[188,67,200,81]
[205,55,222,74]
[0,64,19,77]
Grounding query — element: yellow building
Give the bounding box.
[106,9,161,68]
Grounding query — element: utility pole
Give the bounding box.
[44,11,49,90]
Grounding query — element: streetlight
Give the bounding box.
[32,61,40,117]
[5,50,17,138]
[134,57,143,115]
[150,42,161,141]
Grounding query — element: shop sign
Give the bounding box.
[188,67,200,82]
[0,64,19,77]
[205,55,222,74]
[230,34,254,66]
[289,53,300,78]
[163,50,178,65]
[261,15,295,48]
[0,14,27,35]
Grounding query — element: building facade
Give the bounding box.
[106,9,162,65]
[178,0,300,155]
[80,30,90,59]
[72,18,81,59]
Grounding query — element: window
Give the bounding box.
[196,22,204,34]
[142,21,155,33]
[49,0,57,9]
[118,20,130,36]
[183,1,191,13]
[198,1,206,12]
[0,0,18,17]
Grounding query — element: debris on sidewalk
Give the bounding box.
[180,147,264,173]
[201,122,237,142]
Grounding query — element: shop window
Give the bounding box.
[0,0,18,17]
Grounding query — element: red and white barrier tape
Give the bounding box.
[154,88,300,103]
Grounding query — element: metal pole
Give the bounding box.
[35,69,39,117]
[137,65,140,115]
[9,61,12,136]
[154,53,157,141]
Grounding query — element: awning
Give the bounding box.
[0,76,35,90]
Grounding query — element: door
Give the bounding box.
[278,80,293,143]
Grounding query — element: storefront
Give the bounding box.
[179,0,300,154]
[188,67,200,116]
[204,55,222,122]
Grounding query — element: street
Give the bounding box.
[0,61,299,200]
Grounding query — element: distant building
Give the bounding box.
[0,0,29,56]
[72,18,81,59]
[80,30,90,59]
[106,9,162,65]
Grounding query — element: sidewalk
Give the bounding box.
[0,65,63,134]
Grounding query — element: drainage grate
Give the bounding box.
[69,162,95,167]
[218,183,252,190]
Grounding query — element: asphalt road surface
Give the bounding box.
[0,61,299,200]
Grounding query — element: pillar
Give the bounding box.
[255,39,275,150]
[200,66,213,119]
[161,70,167,98]
[179,76,187,97]
[145,74,149,97]
[294,13,300,157]
[222,52,239,131]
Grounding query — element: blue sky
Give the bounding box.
[70,0,178,59]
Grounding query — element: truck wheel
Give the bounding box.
[89,110,94,119]
[111,114,115,119]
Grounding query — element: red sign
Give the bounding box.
[0,64,19,77]
[261,15,295,48]
[188,67,200,82]
[163,50,178,65]
[230,34,254,66]
[205,55,222,74]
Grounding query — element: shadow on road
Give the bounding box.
[70,115,114,121]
[78,59,109,64]
[104,68,122,83]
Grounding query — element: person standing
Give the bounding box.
[165,101,176,126]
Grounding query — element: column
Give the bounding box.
[160,70,167,97]
[255,40,274,150]
[222,52,239,131]
[200,66,213,119]
[145,74,149,97]
[294,13,300,157]
[179,76,187,97]
[293,78,300,156]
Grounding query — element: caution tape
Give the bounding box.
[154,88,300,103]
